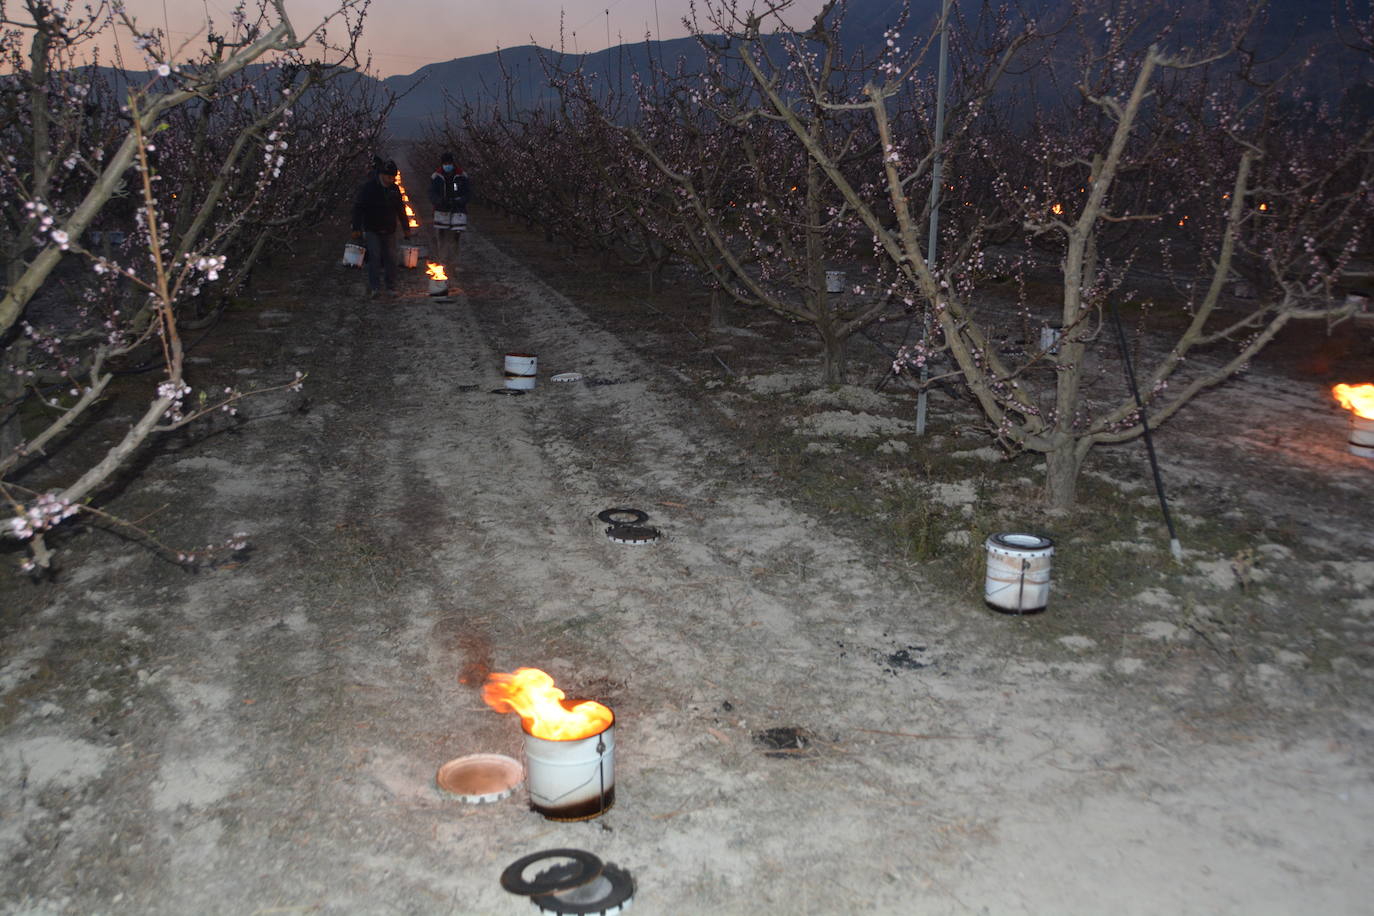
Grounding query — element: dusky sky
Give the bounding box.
[110,0,829,78]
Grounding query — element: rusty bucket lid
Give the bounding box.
[436,753,524,804]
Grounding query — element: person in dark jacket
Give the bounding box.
[428,152,470,266]
[351,158,409,298]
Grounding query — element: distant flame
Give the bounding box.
[1051,202,1064,215]
[1333,383,1374,420]
[482,667,613,741]
[395,172,421,229]
[425,261,447,281]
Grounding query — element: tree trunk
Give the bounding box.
[708,287,728,333]
[819,329,847,386]
[1044,441,1081,509]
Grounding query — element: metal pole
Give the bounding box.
[916,0,951,436]
[1109,299,1183,560]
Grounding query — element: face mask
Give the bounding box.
[443,164,455,174]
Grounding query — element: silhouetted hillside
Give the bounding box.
[377,0,1368,137]
[68,0,1371,139]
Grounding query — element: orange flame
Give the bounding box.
[425,261,447,281]
[395,172,421,229]
[1333,383,1374,420]
[482,668,613,741]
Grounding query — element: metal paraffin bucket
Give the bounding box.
[521,713,615,821]
[1350,415,1374,458]
[434,210,468,231]
[504,352,537,390]
[1040,323,1063,354]
[984,532,1054,614]
[342,242,364,268]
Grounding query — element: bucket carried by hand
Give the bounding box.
[434,211,468,232]
[342,242,364,268]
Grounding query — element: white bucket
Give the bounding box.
[342,242,364,268]
[1350,415,1374,458]
[434,210,468,231]
[504,353,537,377]
[399,243,420,269]
[1040,324,1062,354]
[984,532,1054,613]
[428,278,449,296]
[522,716,615,821]
[825,270,845,294]
[504,352,536,390]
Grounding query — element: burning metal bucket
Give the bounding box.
[522,710,615,821]
[483,668,617,822]
[425,262,449,296]
[984,532,1054,614]
[1350,415,1374,459]
[1333,384,1374,458]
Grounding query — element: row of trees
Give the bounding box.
[441,0,1372,508]
[2,0,391,572]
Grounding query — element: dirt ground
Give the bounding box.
[2,206,1373,915]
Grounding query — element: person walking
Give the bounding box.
[351,158,409,298]
[428,152,470,268]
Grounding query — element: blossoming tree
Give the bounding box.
[1,0,381,571]
[717,0,1372,507]
[620,12,900,384]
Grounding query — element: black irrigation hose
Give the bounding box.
[1108,299,1183,560]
